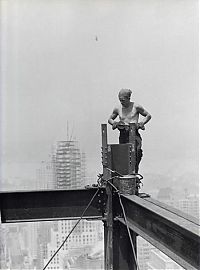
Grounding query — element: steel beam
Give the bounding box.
[144,197,199,225]
[116,194,200,270]
[102,129,138,270]
[0,188,106,223]
[110,144,133,175]
[101,124,113,270]
[113,220,137,270]
[104,184,137,270]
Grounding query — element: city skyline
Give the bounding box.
[0,0,198,190]
[0,137,104,269]
[1,177,198,269]
[0,130,198,269]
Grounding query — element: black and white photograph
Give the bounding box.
[0,0,199,269]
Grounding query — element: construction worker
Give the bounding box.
[108,88,151,172]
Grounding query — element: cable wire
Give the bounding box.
[106,179,140,270]
[118,193,140,270]
[105,167,143,181]
[105,167,123,176]
[43,188,100,270]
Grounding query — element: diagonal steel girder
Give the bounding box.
[0,188,106,223]
[116,194,200,270]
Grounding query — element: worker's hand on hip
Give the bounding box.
[137,122,145,130]
[112,122,118,130]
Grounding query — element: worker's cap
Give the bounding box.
[118,89,132,98]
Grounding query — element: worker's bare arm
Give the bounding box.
[136,104,152,129]
[108,107,119,129]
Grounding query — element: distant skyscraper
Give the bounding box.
[137,237,155,270]
[0,224,9,269]
[41,139,104,269]
[174,195,199,219]
[35,139,86,190]
[36,160,55,190]
[44,220,102,269]
[157,192,199,220]
[53,140,86,189]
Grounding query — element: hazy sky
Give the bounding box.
[0,0,198,184]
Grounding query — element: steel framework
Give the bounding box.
[0,124,199,270]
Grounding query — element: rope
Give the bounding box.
[43,188,100,270]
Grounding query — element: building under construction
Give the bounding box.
[53,140,86,190]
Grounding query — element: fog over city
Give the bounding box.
[1,0,198,191]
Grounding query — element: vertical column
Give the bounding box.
[101,124,109,179]
[113,222,137,270]
[102,124,138,270]
[101,124,113,270]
